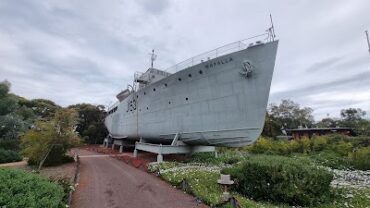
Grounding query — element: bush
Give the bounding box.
[247,137,273,154]
[0,168,65,208]
[222,155,333,206]
[310,151,351,169]
[311,136,328,152]
[349,136,370,148]
[0,148,22,164]
[349,147,370,170]
[21,109,80,167]
[0,139,20,150]
[330,140,353,156]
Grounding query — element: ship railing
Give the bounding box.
[164,33,270,74]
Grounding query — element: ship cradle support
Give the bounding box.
[103,133,216,162]
[133,133,216,162]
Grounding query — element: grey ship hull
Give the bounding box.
[105,41,278,147]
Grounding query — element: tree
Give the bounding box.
[0,81,18,116]
[342,108,370,136]
[316,117,337,128]
[340,108,366,122]
[68,103,108,144]
[23,99,61,120]
[262,100,314,137]
[21,108,81,166]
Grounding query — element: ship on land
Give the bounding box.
[105,29,278,148]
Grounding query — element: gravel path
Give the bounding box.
[71,149,205,208]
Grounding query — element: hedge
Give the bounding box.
[0,148,22,164]
[0,168,65,208]
[222,155,333,206]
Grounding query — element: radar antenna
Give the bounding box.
[150,49,157,68]
[365,30,370,56]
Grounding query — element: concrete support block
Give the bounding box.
[112,144,115,150]
[133,149,138,157]
[157,154,163,163]
[119,145,123,153]
[215,151,218,158]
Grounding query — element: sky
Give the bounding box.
[0,0,369,121]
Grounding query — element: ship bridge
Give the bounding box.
[135,68,171,89]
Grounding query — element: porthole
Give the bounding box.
[185,97,188,101]
[164,83,168,87]
[153,88,156,91]
[168,101,171,104]
[178,78,182,81]
[188,74,192,78]
[147,107,149,110]
[199,70,203,74]
[136,95,138,98]
[144,92,146,95]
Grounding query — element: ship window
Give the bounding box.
[178,78,182,81]
[144,92,146,95]
[152,75,155,79]
[199,70,203,74]
[188,74,192,77]
[168,101,171,104]
[185,97,188,101]
[136,95,138,98]
[164,83,167,87]
[153,88,156,91]
[146,107,149,110]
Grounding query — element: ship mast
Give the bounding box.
[366,30,370,55]
[150,49,157,68]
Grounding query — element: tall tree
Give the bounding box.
[339,108,369,135]
[340,108,366,122]
[68,103,108,144]
[262,100,314,137]
[316,117,338,128]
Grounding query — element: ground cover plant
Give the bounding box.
[148,162,280,208]
[0,168,65,208]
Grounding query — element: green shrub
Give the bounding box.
[222,155,333,206]
[310,151,351,169]
[349,147,370,170]
[311,136,328,152]
[50,177,74,203]
[0,148,22,164]
[297,137,311,153]
[189,152,219,164]
[349,136,370,148]
[0,139,20,150]
[0,168,65,208]
[21,109,80,167]
[330,140,353,156]
[247,137,273,154]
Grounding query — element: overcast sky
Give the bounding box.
[1,0,369,120]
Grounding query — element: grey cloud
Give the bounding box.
[1,0,370,120]
[271,69,370,101]
[305,56,343,72]
[135,0,170,15]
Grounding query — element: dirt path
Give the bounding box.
[71,149,205,208]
